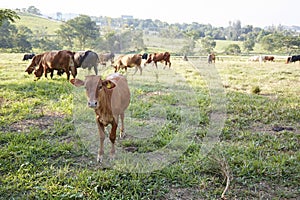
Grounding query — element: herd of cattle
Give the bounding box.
[21,50,299,162]
[24,50,172,80]
[22,50,172,162]
[247,54,300,63]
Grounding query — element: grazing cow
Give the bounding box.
[98,52,115,66]
[113,54,143,75]
[286,55,300,63]
[145,52,171,69]
[183,54,188,61]
[248,56,265,63]
[22,53,35,61]
[34,50,77,80]
[74,50,100,75]
[263,56,275,62]
[25,53,44,74]
[70,73,130,162]
[248,56,258,62]
[208,53,216,64]
[141,53,148,60]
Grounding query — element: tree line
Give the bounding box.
[1,7,300,55]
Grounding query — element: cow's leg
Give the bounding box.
[94,66,98,75]
[119,113,126,138]
[50,69,54,79]
[133,67,138,75]
[133,66,142,75]
[70,66,77,78]
[44,67,48,79]
[66,70,71,80]
[109,121,118,160]
[96,118,105,163]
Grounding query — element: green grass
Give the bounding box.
[0,54,299,199]
[14,12,62,35]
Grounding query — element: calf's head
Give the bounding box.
[70,75,116,109]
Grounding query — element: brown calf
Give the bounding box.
[70,73,130,162]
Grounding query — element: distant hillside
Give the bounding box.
[14,12,62,35]
[284,25,300,33]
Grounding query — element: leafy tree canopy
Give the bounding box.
[0,9,20,25]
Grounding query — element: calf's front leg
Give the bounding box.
[96,118,105,163]
[109,121,118,160]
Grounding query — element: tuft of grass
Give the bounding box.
[251,85,261,94]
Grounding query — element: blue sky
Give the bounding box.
[1,0,299,27]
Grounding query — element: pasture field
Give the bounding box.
[14,12,62,35]
[0,53,299,199]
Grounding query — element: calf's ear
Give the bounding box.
[103,80,116,89]
[70,79,84,87]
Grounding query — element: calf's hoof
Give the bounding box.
[97,155,103,163]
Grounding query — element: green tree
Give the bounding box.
[35,38,61,51]
[58,15,99,49]
[224,44,241,55]
[0,21,33,52]
[56,24,76,49]
[27,6,41,15]
[200,36,216,54]
[13,25,33,52]
[243,33,256,53]
[0,9,20,26]
[260,34,280,53]
[0,20,17,49]
[181,39,195,56]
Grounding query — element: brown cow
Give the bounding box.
[145,52,171,69]
[98,52,115,66]
[113,54,143,75]
[208,53,216,64]
[25,53,45,74]
[263,56,275,62]
[34,50,77,80]
[70,73,130,162]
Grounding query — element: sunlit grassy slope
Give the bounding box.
[14,12,62,35]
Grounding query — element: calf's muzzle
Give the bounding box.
[88,100,98,108]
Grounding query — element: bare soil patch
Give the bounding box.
[1,112,65,133]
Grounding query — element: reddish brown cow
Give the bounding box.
[263,56,275,62]
[34,50,77,80]
[25,53,45,74]
[70,73,130,162]
[208,53,216,64]
[113,54,143,75]
[145,52,171,69]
